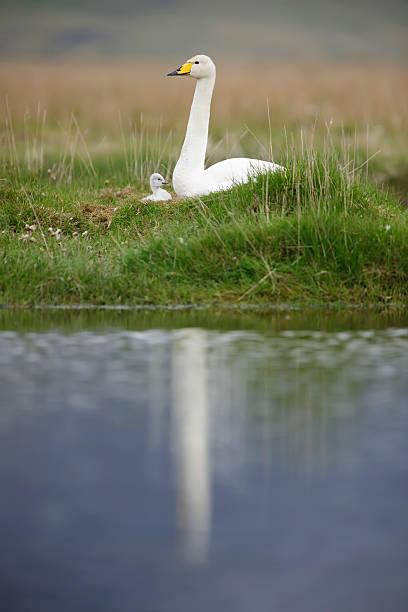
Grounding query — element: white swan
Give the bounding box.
[142,173,172,202]
[168,54,284,197]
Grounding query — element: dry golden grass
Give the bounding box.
[1,60,407,131]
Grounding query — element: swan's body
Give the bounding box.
[142,173,172,202]
[168,54,284,197]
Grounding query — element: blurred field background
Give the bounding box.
[1,0,407,196]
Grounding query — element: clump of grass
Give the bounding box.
[120,157,407,303]
[122,211,407,303]
[1,141,407,305]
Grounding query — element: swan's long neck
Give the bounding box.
[177,74,215,173]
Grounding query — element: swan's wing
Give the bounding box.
[204,158,284,187]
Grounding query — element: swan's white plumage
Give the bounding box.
[142,173,172,202]
[168,54,284,197]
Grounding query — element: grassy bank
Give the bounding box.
[1,148,407,305]
[1,61,407,305]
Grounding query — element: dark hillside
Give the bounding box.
[1,0,407,61]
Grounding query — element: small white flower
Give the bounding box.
[72,231,79,237]
[385,224,391,232]
[178,237,184,244]
[82,230,88,237]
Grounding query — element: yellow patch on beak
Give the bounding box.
[177,62,193,75]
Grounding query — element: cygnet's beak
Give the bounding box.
[162,179,169,185]
[167,62,193,76]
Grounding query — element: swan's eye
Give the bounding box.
[195,61,199,64]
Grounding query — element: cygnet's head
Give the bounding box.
[150,173,169,190]
[167,54,215,80]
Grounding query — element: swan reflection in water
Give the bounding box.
[171,329,211,563]
[1,323,408,611]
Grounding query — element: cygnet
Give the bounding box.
[142,173,172,202]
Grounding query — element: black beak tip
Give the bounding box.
[167,70,178,76]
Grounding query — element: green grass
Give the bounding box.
[1,148,407,305]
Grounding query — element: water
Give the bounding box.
[1,308,408,612]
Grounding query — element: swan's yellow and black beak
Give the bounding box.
[167,62,193,76]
